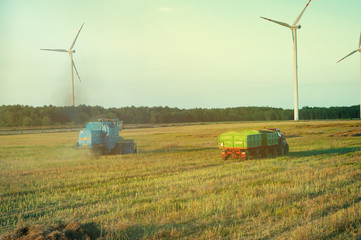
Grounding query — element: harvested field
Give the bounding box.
[1,120,361,239]
[328,128,361,137]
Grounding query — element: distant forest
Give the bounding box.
[0,105,360,127]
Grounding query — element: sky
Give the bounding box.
[1,0,361,109]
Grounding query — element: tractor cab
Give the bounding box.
[265,127,286,140]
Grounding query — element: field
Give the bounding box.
[1,121,361,239]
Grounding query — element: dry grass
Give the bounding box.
[1,120,361,239]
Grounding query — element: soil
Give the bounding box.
[1,221,101,240]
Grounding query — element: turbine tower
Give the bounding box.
[337,32,361,119]
[261,1,311,121]
[41,23,84,106]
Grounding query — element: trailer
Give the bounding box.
[76,118,137,155]
[218,128,289,160]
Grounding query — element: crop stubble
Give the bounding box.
[0,121,361,239]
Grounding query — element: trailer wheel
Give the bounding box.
[223,152,230,160]
[273,146,277,157]
[255,149,260,159]
[264,148,269,158]
[244,151,249,160]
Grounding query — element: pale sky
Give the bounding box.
[1,0,360,109]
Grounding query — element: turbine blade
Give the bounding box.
[293,0,311,26]
[359,32,361,48]
[70,23,84,50]
[260,17,291,28]
[40,49,67,52]
[337,50,358,63]
[72,60,81,82]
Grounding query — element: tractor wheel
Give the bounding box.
[285,143,289,155]
[91,146,104,157]
[278,140,285,155]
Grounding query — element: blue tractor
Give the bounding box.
[76,118,137,155]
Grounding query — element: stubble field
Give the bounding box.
[1,121,361,239]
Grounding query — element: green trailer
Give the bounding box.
[219,130,262,149]
[218,128,289,160]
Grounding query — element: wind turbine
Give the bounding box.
[261,1,311,121]
[337,32,361,119]
[41,23,84,106]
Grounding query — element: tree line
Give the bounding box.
[0,105,359,127]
